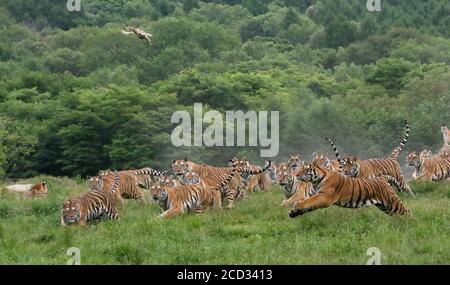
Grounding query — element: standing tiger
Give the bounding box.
[407,150,450,182]
[61,172,120,226]
[326,121,414,196]
[289,162,410,218]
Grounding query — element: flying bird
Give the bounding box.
[121,26,153,46]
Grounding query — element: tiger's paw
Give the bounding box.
[288,209,300,218]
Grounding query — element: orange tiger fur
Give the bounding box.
[289,163,410,218]
[407,151,450,182]
[24,181,48,198]
[61,173,120,226]
[149,169,240,218]
[326,121,414,196]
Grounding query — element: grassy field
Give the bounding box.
[0,176,449,265]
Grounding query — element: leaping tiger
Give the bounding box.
[289,162,411,218]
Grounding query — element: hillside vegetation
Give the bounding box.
[0,0,449,178]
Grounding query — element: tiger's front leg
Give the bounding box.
[289,192,333,218]
[281,191,306,207]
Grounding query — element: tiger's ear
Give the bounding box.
[172,159,176,164]
[87,176,91,179]
[184,156,188,162]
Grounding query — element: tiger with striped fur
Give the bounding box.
[288,154,302,171]
[149,169,242,218]
[172,159,245,202]
[289,162,411,218]
[326,121,414,196]
[229,157,272,194]
[88,171,145,205]
[276,164,315,207]
[407,150,450,182]
[24,181,48,198]
[61,172,120,226]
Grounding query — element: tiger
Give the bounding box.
[149,169,239,218]
[172,159,246,200]
[88,171,146,205]
[181,161,272,208]
[289,162,411,218]
[61,172,120,226]
[311,152,340,172]
[325,121,414,196]
[230,157,272,194]
[180,170,242,209]
[276,165,315,207]
[22,181,48,198]
[440,151,450,159]
[98,167,167,189]
[407,150,450,182]
[288,154,302,171]
[441,125,450,146]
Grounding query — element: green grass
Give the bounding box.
[0,177,449,264]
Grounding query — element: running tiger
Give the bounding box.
[289,162,411,218]
[326,121,414,196]
[61,172,120,226]
[407,150,450,182]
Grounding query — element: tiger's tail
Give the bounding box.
[390,120,410,160]
[325,137,342,163]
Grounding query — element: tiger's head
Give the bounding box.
[98,169,113,176]
[407,151,421,167]
[340,156,359,177]
[312,152,331,168]
[155,175,177,188]
[149,184,168,202]
[277,165,293,186]
[181,171,200,185]
[440,151,450,159]
[61,200,81,225]
[288,155,301,170]
[171,159,190,177]
[228,157,238,167]
[87,176,102,191]
[295,162,325,184]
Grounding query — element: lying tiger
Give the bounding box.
[326,121,414,196]
[407,150,450,182]
[61,173,120,226]
[5,181,48,198]
[289,162,410,218]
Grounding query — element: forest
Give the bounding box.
[1,0,450,178]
